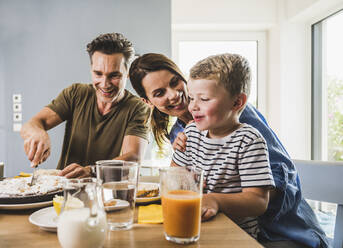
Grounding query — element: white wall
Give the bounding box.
[272,24,312,159]
[172,0,343,159]
[286,0,320,19]
[274,0,343,159]
[172,0,277,30]
[286,0,343,22]
[267,0,312,159]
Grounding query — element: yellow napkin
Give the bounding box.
[14,172,32,178]
[138,204,163,224]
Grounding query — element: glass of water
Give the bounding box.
[96,160,138,231]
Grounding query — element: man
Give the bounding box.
[20,33,150,178]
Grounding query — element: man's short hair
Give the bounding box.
[189,53,251,98]
[86,33,135,69]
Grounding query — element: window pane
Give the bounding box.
[306,199,336,239]
[178,41,258,107]
[324,12,343,162]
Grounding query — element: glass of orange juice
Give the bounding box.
[159,167,203,244]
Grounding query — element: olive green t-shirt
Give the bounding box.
[47,83,150,170]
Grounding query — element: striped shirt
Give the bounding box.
[172,123,275,238]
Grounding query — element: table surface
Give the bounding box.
[0,205,263,248]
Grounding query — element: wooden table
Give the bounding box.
[0,206,263,248]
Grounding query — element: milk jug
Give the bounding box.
[57,178,107,248]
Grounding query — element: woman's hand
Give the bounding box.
[172,132,187,152]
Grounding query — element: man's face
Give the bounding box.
[91,51,128,104]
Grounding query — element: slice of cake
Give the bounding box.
[136,183,159,198]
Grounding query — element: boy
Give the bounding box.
[171,53,275,239]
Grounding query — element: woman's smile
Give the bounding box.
[167,91,186,110]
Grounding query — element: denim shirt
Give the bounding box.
[169,103,329,248]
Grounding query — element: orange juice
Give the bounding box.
[162,190,201,238]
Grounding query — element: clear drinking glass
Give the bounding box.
[57,178,107,248]
[0,162,4,179]
[159,167,203,244]
[96,160,139,231]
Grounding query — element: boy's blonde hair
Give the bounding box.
[189,53,251,98]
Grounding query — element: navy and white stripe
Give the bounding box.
[172,122,275,238]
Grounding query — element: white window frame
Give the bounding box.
[172,30,267,114]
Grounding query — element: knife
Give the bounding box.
[29,162,39,186]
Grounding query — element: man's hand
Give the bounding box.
[172,132,187,152]
[58,163,92,178]
[23,129,51,167]
[201,194,219,222]
[20,107,63,167]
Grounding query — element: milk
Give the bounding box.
[57,208,107,248]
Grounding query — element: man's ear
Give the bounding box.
[141,97,154,108]
[233,93,247,111]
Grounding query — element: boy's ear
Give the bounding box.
[233,93,247,111]
[141,97,154,108]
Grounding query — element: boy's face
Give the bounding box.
[187,78,238,137]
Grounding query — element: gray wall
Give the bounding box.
[0,0,171,177]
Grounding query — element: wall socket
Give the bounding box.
[13,113,22,122]
[13,103,22,112]
[12,94,23,132]
[13,94,22,103]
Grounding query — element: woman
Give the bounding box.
[129,53,328,248]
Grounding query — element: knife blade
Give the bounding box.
[29,162,39,186]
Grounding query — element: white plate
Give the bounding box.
[29,201,130,233]
[104,199,130,212]
[136,182,160,203]
[0,200,52,210]
[29,206,57,232]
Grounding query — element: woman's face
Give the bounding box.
[142,70,189,118]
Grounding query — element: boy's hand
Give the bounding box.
[172,132,187,152]
[201,194,219,222]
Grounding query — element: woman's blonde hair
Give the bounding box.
[190,53,251,98]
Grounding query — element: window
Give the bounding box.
[178,41,258,106]
[311,9,343,239]
[173,31,267,111]
[312,10,343,162]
